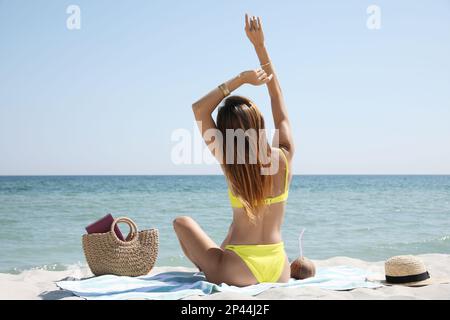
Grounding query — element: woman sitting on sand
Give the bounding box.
[173,14,294,286]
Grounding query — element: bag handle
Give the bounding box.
[111,217,138,242]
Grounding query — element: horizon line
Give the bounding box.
[1,174,450,177]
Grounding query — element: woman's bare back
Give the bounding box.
[226,148,291,245]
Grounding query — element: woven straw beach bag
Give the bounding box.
[82,217,159,277]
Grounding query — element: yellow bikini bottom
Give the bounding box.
[225,242,286,283]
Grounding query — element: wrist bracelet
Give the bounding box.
[261,61,271,67]
[218,83,230,98]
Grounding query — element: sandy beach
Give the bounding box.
[0,254,448,300]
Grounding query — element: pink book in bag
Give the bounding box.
[85,214,125,241]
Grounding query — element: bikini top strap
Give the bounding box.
[276,147,289,193]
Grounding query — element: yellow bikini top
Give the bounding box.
[228,148,290,208]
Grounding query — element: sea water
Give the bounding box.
[0,175,449,273]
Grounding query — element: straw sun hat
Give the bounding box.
[381,255,449,287]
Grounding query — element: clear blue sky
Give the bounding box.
[1,0,449,175]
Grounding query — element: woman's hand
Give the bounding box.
[245,14,265,47]
[240,68,273,86]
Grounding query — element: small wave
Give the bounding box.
[0,185,33,193]
[412,235,450,244]
[378,234,450,249]
[1,262,87,275]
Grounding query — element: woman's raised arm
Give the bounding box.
[192,69,273,161]
[245,14,295,161]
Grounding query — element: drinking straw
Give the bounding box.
[299,228,306,258]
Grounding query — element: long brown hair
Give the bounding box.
[216,95,272,221]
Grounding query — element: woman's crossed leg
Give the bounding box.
[173,216,257,286]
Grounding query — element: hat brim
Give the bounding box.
[368,275,450,287]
